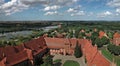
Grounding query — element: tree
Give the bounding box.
[91,31,99,46]
[42,55,53,66]
[95,36,109,48]
[74,41,82,58]
[107,44,120,55]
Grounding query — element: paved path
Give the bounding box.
[53,55,87,66]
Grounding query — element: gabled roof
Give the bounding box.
[0,47,4,61]
[91,51,110,66]
[99,31,105,38]
[45,37,77,49]
[14,44,25,52]
[24,37,47,55]
[4,46,17,57]
[6,50,28,66]
[113,32,120,38]
[80,39,110,66]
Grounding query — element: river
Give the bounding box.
[0,25,59,40]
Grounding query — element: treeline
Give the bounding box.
[62,21,120,31]
[0,22,54,33]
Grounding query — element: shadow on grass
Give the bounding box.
[54,62,62,66]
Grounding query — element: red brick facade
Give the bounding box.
[113,32,120,46]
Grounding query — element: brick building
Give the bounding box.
[113,32,120,46]
[0,37,112,66]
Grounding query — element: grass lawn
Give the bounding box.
[101,49,114,62]
[114,56,120,66]
[63,60,80,66]
[101,49,120,66]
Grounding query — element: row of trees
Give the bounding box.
[107,44,120,55]
[94,36,110,48]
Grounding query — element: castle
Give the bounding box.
[0,36,113,66]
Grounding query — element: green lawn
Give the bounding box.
[116,59,120,66]
[101,49,114,62]
[115,56,120,66]
[63,60,80,66]
[101,49,120,66]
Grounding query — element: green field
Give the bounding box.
[101,49,114,62]
[115,57,120,66]
[63,60,80,66]
[102,49,120,66]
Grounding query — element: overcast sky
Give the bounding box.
[0,0,120,21]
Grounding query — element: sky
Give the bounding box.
[0,0,120,21]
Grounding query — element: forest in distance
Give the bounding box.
[0,21,120,34]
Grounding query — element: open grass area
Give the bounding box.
[101,49,114,62]
[101,49,120,66]
[116,59,120,66]
[115,56,120,66]
[63,60,80,66]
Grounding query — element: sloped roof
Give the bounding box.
[0,47,4,61]
[99,31,105,38]
[6,50,28,66]
[80,39,110,66]
[45,37,77,49]
[4,46,17,57]
[91,52,110,66]
[24,37,47,55]
[14,44,25,52]
[113,32,120,38]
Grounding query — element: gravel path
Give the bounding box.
[53,55,87,66]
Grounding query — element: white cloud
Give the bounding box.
[107,0,120,7]
[97,11,112,17]
[116,8,120,13]
[44,11,58,15]
[0,0,29,16]
[67,8,77,13]
[67,5,81,13]
[71,11,85,16]
[0,0,79,15]
[44,5,60,11]
[0,0,17,9]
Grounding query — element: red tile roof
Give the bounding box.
[4,46,17,57]
[79,39,110,66]
[45,37,77,49]
[0,48,4,61]
[0,58,6,66]
[0,37,111,66]
[113,32,120,38]
[99,31,105,38]
[24,37,47,56]
[6,50,28,66]
[113,32,120,45]
[14,44,25,52]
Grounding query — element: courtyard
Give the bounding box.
[53,55,86,66]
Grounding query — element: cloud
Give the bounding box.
[97,11,112,17]
[44,11,58,15]
[67,5,81,13]
[44,5,60,11]
[71,11,85,16]
[107,0,120,7]
[67,8,77,13]
[116,8,120,13]
[0,0,29,16]
[20,0,49,5]
[0,0,79,15]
